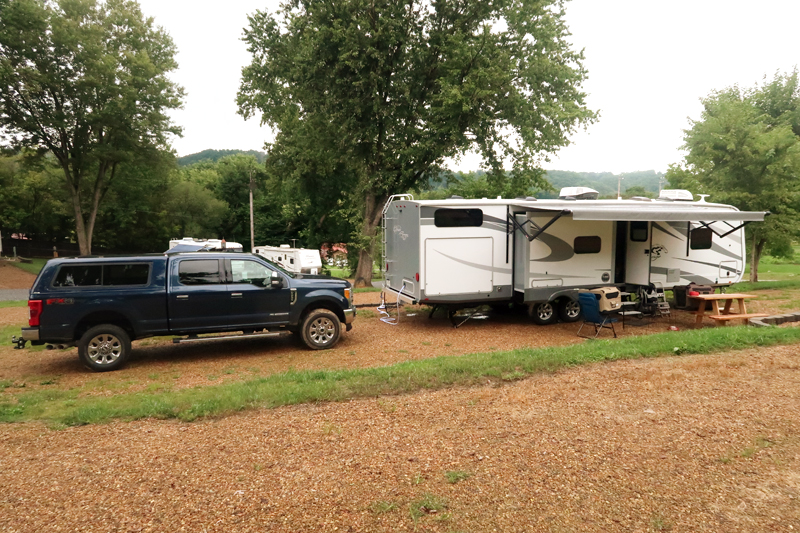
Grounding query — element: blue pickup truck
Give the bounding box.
[13,251,356,371]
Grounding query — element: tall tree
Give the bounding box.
[238,0,596,286]
[0,0,184,255]
[666,71,800,282]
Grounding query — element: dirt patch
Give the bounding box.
[0,261,36,290]
[1,345,799,532]
[1,289,799,531]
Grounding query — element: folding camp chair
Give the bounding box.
[577,292,618,339]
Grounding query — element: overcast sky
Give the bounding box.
[137,0,800,174]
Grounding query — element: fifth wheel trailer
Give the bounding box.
[381,189,768,324]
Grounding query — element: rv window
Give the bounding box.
[690,227,713,250]
[630,221,648,242]
[574,236,602,254]
[434,208,483,228]
[178,260,222,285]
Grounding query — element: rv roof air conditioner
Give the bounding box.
[448,195,464,200]
[558,187,599,200]
[658,189,695,201]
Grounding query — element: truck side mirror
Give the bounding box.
[270,271,283,288]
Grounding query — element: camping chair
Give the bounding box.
[577,292,618,339]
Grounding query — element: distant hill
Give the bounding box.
[541,170,665,198]
[177,149,267,167]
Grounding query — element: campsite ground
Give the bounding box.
[1,261,799,531]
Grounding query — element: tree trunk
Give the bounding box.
[353,192,387,288]
[749,236,766,283]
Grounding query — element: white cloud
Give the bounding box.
[138,0,800,173]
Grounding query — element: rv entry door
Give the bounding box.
[625,221,651,286]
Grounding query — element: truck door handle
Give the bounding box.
[177,295,189,300]
[231,293,242,298]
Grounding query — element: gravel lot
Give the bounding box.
[1,263,799,532]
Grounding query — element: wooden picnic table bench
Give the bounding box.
[690,293,767,327]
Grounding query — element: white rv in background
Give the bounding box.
[254,244,323,275]
[168,237,243,251]
[382,189,767,324]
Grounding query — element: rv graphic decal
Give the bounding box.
[393,225,409,241]
[530,233,574,262]
[431,250,512,275]
[650,244,668,260]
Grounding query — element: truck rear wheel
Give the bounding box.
[300,309,341,350]
[78,324,131,372]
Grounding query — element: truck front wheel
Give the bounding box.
[301,309,341,350]
[78,325,131,372]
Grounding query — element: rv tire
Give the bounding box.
[558,298,582,323]
[529,302,557,325]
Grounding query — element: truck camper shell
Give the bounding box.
[381,190,767,323]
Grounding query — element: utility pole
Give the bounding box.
[617,176,624,200]
[249,169,255,252]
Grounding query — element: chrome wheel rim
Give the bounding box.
[87,334,123,366]
[564,300,581,319]
[537,303,554,321]
[309,317,336,345]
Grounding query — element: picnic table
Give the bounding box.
[690,293,767,327]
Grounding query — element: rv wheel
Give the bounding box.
[558,298,582,323]
[530,302,558,325]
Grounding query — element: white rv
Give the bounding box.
[254,244,323,275]
[167,237,243,252]
[382,189,767,324]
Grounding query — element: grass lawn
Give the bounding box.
[6,258,48,276]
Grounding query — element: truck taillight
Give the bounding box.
[28,300,43,327]
[416,272,419,282]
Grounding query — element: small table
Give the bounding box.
[690,293,767,327]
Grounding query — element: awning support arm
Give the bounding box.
[695,215,768,239]
[508,210,570,242]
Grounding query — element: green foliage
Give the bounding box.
[177,150,267,167]
[666,70,800,281]
[0,0,184,255]
[238,0,596,284]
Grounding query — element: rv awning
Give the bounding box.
[513,204,768,222]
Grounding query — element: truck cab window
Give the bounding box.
[230,260,271,287]
[178,260,222,285]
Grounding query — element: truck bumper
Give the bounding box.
[344,307,357,324]
[21,327,40,342]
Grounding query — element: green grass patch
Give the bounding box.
[444,470,472,484]
[2,325,800,426]
[6,258,47,276]
[354,286,381,293]
[731,279,800,293]
[0,300,27,308]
